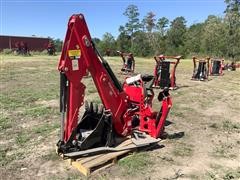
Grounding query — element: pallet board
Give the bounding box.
[67,139,134,176]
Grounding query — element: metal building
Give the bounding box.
[0,35,50,51]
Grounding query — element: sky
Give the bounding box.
[1,0,226,40]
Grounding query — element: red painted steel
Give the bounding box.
[58,14,172,142]
[209,58,224,76]
[192,56,210,80]
[153,55,181,89]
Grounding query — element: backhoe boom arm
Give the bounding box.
[58,14,130,142]
[57,14,172,153]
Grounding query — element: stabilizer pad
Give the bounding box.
[132,131,160,146]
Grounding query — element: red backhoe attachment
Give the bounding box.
[57,14,172,155]
[191,56,210,81]
[47,41,56,56]
[153,55,181,90]
[209,58,224,76]
[117,51,135,74]
[224,61,240,71]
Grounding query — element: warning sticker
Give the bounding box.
[68,49,81,58]
[72,59,79,71]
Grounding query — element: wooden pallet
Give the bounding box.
[67,138,134,176]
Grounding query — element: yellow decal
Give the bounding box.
[68,49,81,57]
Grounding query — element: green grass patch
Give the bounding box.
[0,148,8,166]
[185,174,199,180]
[172,142,194,157]
[118,152,152,175]
[206,166,240,180]
[223,168,240,180]
[0,115,12,130]
[205,171,217,180]
[171,105,185,118]
[15,122,59,146]
[15,132,31,146]
[0,94,25,110]
[212,143,236,159]
[222,120,240,131]
[32,123,59,137]
[41,151,59,161]
[209,120,240,133]
[0,148,25,166]
[87,86,98,94]
[23,106,54,118]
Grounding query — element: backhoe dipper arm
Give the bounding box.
[58,14,130,142]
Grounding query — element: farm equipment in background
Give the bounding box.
[117,51,135,74]
[14,41,30,55]
[56,14,172,157]
[236,63,240,69]
[47,41,56,55]
[191,56,210,81]
[153,55,181,90]
[209,58,224,76]
[224,61,239,71]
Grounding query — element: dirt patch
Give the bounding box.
[35,99,58,108]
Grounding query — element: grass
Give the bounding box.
[41,151,59,161]
[0,93,25,110]
[32,123,59,136]
[1,54,240,179]
[0,114,12,130]
[212,142,236,159]
[172,142,194,157]
[14,122,59,147]
[157,154,174,162]
[0,148,8,166]
[118,152,152,175]
[171,105,185,118]
[87,86,98,94]
[0,148,25,166]
[223,168,240,180]
[209,120,240,133]
[23,106,55,118]
[206,165,240,180]
[0,55,60,171]
[16,132,31,146]
[222,120,240,132]
[205,171,218,180]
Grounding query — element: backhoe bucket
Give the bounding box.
[57,102,113,154]
[210,59,224,76]
[191,57,209,81]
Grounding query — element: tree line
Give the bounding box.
[94,0,240,61]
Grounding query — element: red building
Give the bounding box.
[0,35,50,51]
